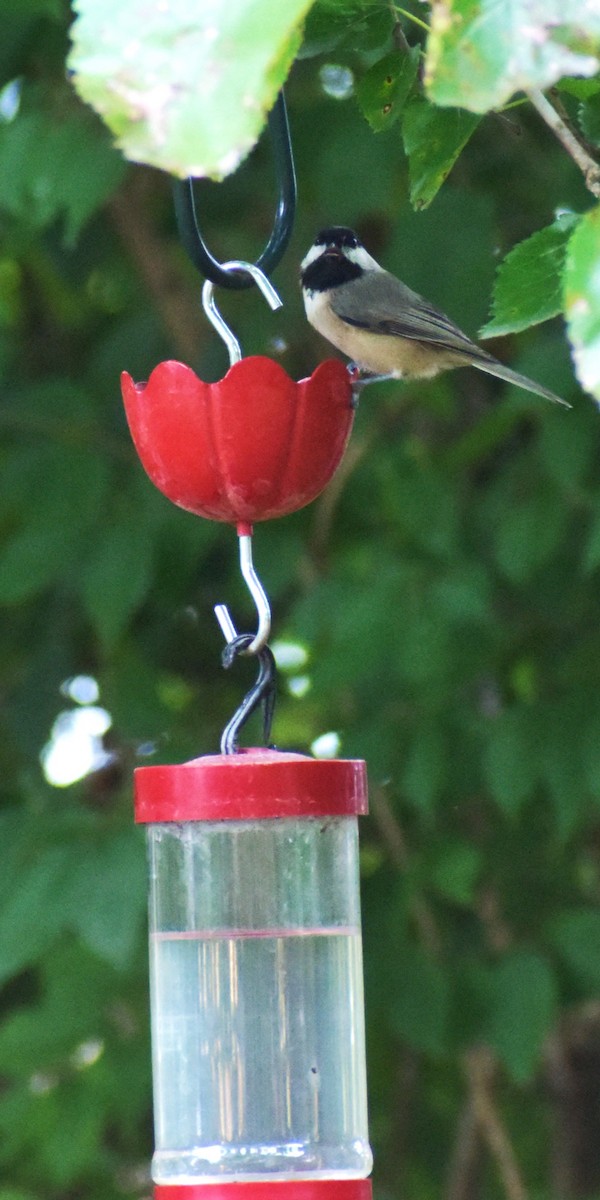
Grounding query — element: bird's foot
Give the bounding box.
[348,366,396,390]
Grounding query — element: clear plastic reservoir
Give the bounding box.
[147,816,372,1186]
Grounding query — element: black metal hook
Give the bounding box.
[220,633,277,755]
[173,90,297,290]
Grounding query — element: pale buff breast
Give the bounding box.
[304,289,464,380]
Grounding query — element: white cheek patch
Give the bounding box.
[345,246,382,272]
[300,243,322,272]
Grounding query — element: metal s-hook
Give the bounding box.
[215,533,276,754]
[174,91,297,289]
[220,633,276,755]
[202,260,283,367]
[238,532,271,652]
[205,263,276,654]
[214,528,271,656]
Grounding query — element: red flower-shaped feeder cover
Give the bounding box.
[121,356,355,524]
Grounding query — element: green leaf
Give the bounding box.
[82,517,154,649]
[66,831,147,968]
[487,951,557,1082]
[548,908,600,989]
[429,841,482,905]
[425,0,600,113]
[0,443,110,605]
[68,0,313,179]
[494,488,568,583]
[356,48,420,132]
[402,96,481,209]
[564,204,600,401]
[38,1082,108,1186]
[538,702,587,838]
[0,0,63,88]
[0,526,75,604]
[583,704,600,791]
[579,92,600,145]
[429,562,492,622]
[480,215,579,338]
[0,0,62,14]
[403,723,448,810]
[558,74,600,100]
[99,643,173,742]
[386,456,460,556]
[0,848,71,983]
[0,442,110,533]
[0,111,125,241]
[0,1192,37,1200]
[390,943,450,1054]
[583,506,600,570]
[536,402,596,491]
[0,942,107,1074]
[483,708,539,814]
[299,0,393,59]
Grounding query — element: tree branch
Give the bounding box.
[477,885,512,954]
[309,432,374,573]
[465,1046,528,1200]
[529,90,600,199]
[109,168,204,365]
[445,1096,482,1200]
[388,1,412,53]
[370,784,443,957]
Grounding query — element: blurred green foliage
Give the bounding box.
[1,2,600,1199]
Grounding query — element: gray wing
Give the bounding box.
[331,269,490,363]
[331,269,569,407]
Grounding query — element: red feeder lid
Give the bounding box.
[134,747,368,823]
[154,1181,372,1200]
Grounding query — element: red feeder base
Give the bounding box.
[155,1181,372,1200]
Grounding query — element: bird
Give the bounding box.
[300,226,569,408]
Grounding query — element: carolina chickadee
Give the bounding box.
[300,227,568,408]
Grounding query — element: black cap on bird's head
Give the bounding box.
[301,226,366,293]
[314,227,361,250]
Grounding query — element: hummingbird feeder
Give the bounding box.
[123,91,373,1200]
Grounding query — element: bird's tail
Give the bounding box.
[474,350,571,409]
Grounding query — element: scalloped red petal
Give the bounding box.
[121,356,355,523]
